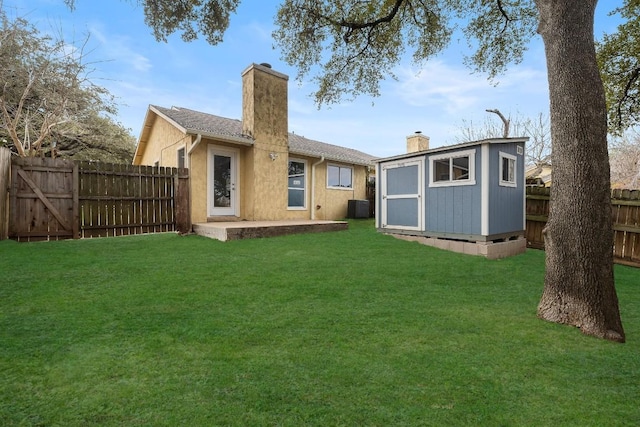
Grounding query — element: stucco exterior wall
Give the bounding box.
[310,161,368,220]
[250,150,288,220]
[241,146,256,220]
[190,140,253,224]
[137,117,190,167]
[188,141,208,224]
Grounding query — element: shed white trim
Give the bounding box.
[481,143,490,236]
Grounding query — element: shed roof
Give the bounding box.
[375,137,529,163]
[143,105,376,166]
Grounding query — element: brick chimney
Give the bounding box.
[241,63,290,220]
[241,63,288,146]
[407,131,430,153]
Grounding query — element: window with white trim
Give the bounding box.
[177,146,186,169]
[288,159,306,209]
[429,149,476,187]
[499,152,517,187]
[327,164,353,189]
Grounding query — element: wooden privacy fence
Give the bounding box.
[6,157,190,242]
[526,186,640,268]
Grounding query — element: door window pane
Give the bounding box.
[452,156,469,180]
[433,158,450,182]
[214,155,231,208]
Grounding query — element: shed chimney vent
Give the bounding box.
[260,63,272,69]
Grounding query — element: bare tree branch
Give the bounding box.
[616,66,640,129]
[486,108,510,137]
[300,0,406,44]
[495,0,512,34]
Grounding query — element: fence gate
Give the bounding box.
[9,157,78,242]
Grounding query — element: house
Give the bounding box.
[525,163,552,187]
[133,63,375,227]
[375,133,528,258]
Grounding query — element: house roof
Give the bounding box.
[143,105,376,166]
[375,137,529,163]
[525,163,552,186]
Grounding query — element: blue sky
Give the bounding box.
[7,1,624,158]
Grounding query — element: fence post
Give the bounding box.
[175,169,191,234]
[0,147,10,240]
[72,162,80,239]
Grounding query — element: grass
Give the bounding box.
[1,220,639,426]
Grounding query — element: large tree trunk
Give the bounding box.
[535,0,625,342]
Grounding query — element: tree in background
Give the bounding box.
[597,0,640,135]
[0,6,135,163]
[610,132,640,189]
[597,1,640,190]
[455,111,552,167]
[48,112,136,163]
[65,0,625,342]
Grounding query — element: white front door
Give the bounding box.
[208,146,239,217]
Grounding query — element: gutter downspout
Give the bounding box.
[311,156,325,220]
[187,133,202,155]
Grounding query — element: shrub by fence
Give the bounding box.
[526,186,640,268]
[6,157,189,242]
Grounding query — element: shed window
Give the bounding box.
[177,147,186,169]
[328,164,353,189]
[288,159,306,209]
[429,149,476,187]
[499,152,517,187]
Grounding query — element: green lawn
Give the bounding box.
[1,220,638,426]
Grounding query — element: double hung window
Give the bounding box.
[288,159,306,208]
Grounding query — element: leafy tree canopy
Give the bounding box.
[597,0,640,134]
[66,0,538,106]
[0,5,135,162]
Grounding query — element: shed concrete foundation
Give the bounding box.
[390,234,527,259]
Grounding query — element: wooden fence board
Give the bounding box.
[0,147,11,240]
[526,187,640,268]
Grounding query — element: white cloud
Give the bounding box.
[394,60,548,112]
[394,61,488,113]
[89,25,152,73]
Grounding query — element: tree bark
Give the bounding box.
[535,0,625,342]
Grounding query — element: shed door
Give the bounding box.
[381,159,423,231]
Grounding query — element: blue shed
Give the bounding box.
[376,136,528,244]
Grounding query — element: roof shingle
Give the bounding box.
[151,105,375,166]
